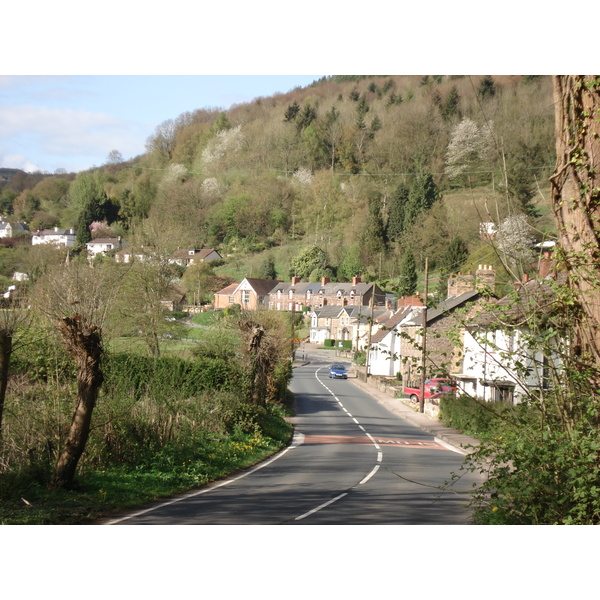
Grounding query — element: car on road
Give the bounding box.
[329,364,348,379]
[403,378,456,401]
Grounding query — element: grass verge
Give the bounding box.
[0,411,293,525]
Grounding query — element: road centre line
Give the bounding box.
[295,492,349,521]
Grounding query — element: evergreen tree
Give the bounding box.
[257,256,277,280]
[441,86,460,121]
[361,196,387,256]
[478,75,496,100]
[398,251,418,297]
[386,182,410,241]
[284,101,300,123]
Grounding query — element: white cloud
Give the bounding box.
[0,104,144,172]
[1,153,40,172]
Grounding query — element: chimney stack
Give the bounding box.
[352,276,361,285]
[291,276,300,285]
[321,277,330,286]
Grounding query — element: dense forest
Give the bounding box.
[0,75,557,299]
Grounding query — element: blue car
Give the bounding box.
[329,364,348,379]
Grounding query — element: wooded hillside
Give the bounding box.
[0,75,557,296]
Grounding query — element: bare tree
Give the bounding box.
[550,76,600,369]
[31,261,123,488]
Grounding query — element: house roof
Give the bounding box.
[169,248,221,260]
[470,276,564,328]
[370,306,414,343]
[215,283,238,296]
[401,290,482,326]
[87,237,121,245]
[240,278,281,296]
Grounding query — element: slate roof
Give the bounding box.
[370,306,414,344]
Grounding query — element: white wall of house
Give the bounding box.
[368,331,402,377]
[32,228,76,247]
[459,328,560,403]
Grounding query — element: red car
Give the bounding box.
[403,378,457,402]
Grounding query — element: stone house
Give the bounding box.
[309,305,391,348]
[269,276,387,312]
[398,265,497,387]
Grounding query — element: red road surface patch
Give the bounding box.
[303,435,447,450]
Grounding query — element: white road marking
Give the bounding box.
[105,431,306,524]
[295,492,349,521]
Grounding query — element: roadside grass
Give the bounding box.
[0,418,293,525]
[190,311,220,327]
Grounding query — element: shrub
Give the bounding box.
[324,339,334,347]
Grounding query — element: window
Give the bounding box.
[242,290,250,304]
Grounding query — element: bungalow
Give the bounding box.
[167,248,222,267]
[31,227,76,247]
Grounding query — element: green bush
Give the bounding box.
[324,339,334,347]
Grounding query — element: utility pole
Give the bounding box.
[365,285,375,380]
[419,257,429,414]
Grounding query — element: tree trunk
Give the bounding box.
[50,315,103,489]
[0,329,12,439]
[550,76,600,369]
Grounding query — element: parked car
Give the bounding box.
[403,378,456,401]
[329,364,348,379]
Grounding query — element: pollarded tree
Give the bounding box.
[30,261,124,489]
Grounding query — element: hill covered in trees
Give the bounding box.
[0,75,557,297]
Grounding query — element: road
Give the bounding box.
[106,352,480,525]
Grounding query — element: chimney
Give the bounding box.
[352,276,361,285]
[321,277,330,286]
[291,276,300,285]
[475,264,496,294]
[539,251,552,279]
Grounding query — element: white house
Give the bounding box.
[0,218,28,239]
[367,306,418,377]
[454,277,563,404]
[86,237,124,258]
[167,248,222,266]
[31,227,76,247]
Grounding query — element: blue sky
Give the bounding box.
[0,75,322,174]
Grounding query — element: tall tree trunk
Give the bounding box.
[50,315,103,489]
[550,76,600,369]
[0,329,12,439]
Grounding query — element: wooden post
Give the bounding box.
[419,258,429,413]
[365,284,375,379]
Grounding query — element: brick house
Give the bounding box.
[214,278,279,311]
[269,276,387,312]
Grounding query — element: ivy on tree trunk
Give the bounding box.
[550,75,600,371]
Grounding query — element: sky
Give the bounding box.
[1,3,585,177]
[0,75,322,174]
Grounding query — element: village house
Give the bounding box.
[367,305,420,377]
[31,227,76,248]
[269,276,387,312]
[309,305,392,348]
[167,248,222,267]
[214,278,280,311]
[86,237,124,259]
[454,274,564,404]
[0,218,28,239]
[387,265,497,387]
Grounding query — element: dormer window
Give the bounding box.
[289,289,293,299]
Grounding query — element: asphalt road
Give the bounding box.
[106,354,480,525]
